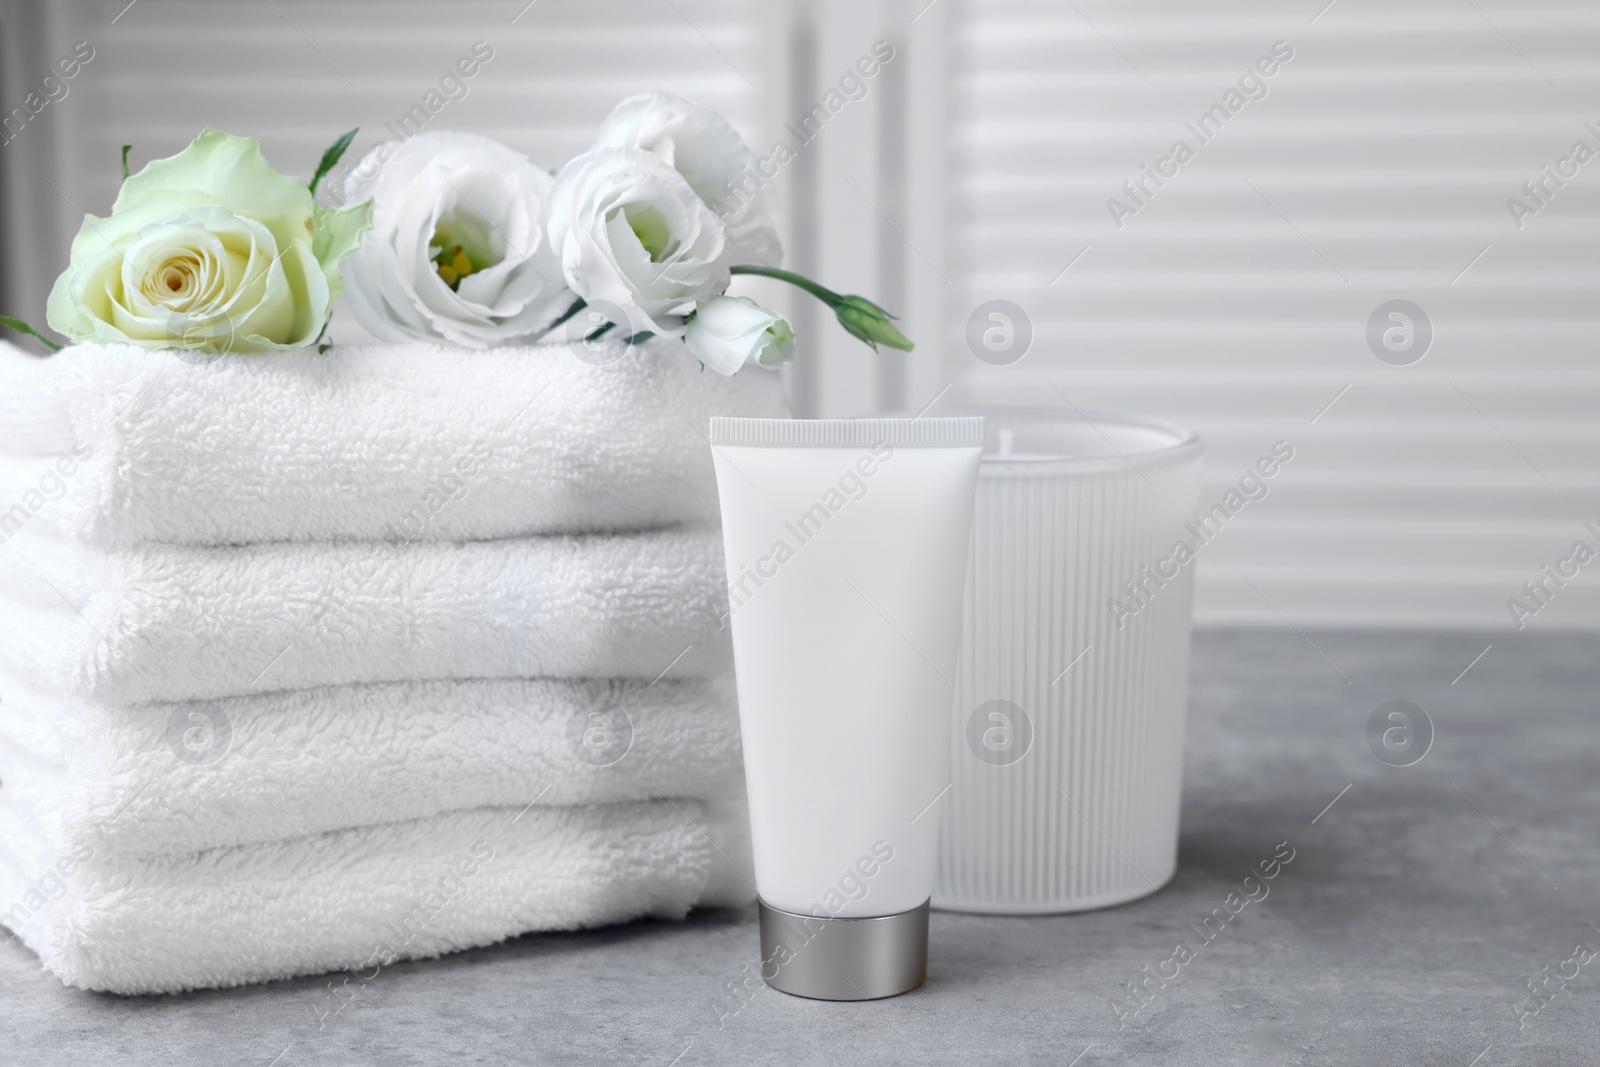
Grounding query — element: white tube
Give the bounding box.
[709,416,982,993]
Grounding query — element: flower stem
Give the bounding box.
[0,316,63,353]
[545,297,587,333]
[731,265,913,352]
[729,265,842,306]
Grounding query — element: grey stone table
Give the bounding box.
[4,630,1597,1066]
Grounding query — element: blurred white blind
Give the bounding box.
[13,0,1600,631]
[941,0,1600,630]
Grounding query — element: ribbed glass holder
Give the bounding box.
[935,409,1204,914]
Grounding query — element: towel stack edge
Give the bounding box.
[0,337,787,548]
[0,337,782,993]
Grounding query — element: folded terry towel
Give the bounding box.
[0,525,730,703]
[0,794,754,994]
[0,337,786,549]
[0,674,740,859]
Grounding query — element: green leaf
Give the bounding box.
[0,316,64,353]
[308,128,358,197]
[121,144,131,181]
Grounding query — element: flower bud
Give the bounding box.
[684,295,794,376]
[834,294,913,352]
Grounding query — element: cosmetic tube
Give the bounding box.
[709,416,984,1000]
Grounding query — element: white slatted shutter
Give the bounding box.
[927,0,1600,629]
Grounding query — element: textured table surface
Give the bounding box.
[4,630,1597,1066]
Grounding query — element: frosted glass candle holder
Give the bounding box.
[935,409,1204,914]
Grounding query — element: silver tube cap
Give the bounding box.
[757,898,929,1001]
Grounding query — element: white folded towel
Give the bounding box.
[0,793,755,994]
[0,525,730,704]
[0,673,740,859]
[0,337,786,549]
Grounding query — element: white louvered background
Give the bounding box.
[934,0,1600,630]
[9,0,1600,630]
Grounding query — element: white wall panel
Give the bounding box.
[6,0,1598,631]
[936,0,1600,630]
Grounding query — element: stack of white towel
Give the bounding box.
[0,338,784,993]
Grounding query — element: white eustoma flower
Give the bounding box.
[684,295,794,375]
[596,91,782,267]
[340,131,572,347]
[545,146,731,338]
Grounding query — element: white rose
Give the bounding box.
[340,131,572,347]
[684,295,794,376]
[546,146,731,337]
[596,90,782,267]
[46,128,369,354]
